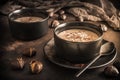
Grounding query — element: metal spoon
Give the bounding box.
[76,42,115,77]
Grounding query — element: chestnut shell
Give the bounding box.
[11,57,25,70]
[29,60,43,74]
[23,48,36,57]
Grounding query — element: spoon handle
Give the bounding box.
[76,54,101,77]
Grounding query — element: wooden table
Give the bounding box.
[0,11,120,80]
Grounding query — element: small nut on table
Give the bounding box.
[49,12,54,18]
[23,48,36,57]
[51,20,60,28]
[60,14,67,20]
[100,24,108,32]
[46,8,55,13]
[29,60,43,74]
[103,66,119,77]
[59,10,65,15]
[11,57,25,70]
[113,60,120,72]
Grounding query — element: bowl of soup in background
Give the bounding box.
[8,8,49,40]
[54,22,103,63]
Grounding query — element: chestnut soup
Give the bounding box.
[58,29,99,42]
[14,16,43,23]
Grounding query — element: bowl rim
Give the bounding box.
[8,8,49,24]
[54,21,103,43]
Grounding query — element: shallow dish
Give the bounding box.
[44,38,117,69]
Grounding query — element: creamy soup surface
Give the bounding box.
[15,16,43,23]
[58,29,99,42]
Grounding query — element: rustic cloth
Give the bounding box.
[0,0,120,30]
[68,0,120,30]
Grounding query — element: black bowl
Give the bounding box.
[8,8,49,41]
[54,22,103,63]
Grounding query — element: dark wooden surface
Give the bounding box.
[0,16,120,80]
[0,2,120,80]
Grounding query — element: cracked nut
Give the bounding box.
[29,60,43,74]
[11,57,25,70]
[23,48,36,57]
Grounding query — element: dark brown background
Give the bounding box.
[0,0,120,80]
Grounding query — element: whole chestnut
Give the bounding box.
[49,12,54,18]
[113,60,120,72]
[51,20,60,28]
[59,10,65,15]
[29,60,43,74]
[100,24,108,32]
[11,57,25,70]
[23,48,36,57]
[104,66,119,77]
[60,14,67,20]
[79,16,84,22]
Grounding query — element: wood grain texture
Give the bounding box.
[0,1,120,80]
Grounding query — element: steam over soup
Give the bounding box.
[15,16,43,23]
[58,29,99,42]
